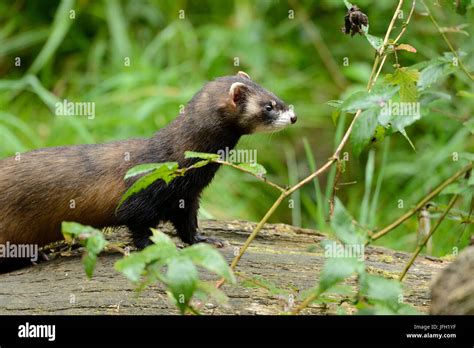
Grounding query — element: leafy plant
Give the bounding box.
[115,229,235,314]
[61,222,109,278]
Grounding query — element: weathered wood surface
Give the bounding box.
[0,220,449,314]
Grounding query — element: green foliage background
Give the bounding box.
[0,0,472,256]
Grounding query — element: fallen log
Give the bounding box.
[0,220,449,314]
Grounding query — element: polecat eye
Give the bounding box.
[265,104,273,111]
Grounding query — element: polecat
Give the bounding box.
[0,72,296,271]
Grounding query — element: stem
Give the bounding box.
[229,192,287,270]
[381,0,405,57]
[292,290,320,315]
[399,194,459,281]
[420,0,473,80]
[215,159,286,192]
[393,0,417,44]
[216,1,409,291]
[371,163,473,241]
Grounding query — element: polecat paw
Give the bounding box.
[192,233,226,248]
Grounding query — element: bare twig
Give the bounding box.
[371,163,473,241]
[399,194,459,281]
[393,0,417,44]
[215,159,286,192]
[216,0,410,291]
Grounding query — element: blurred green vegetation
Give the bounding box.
[0,0,472,256]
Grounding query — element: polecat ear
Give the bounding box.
[237,71,251,79]
[229,82,248,108]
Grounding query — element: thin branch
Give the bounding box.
[215,159,286,192]
[216,0,408,290]
[393,0,417,44]
[292,290,320,315]
[371,163,473,241]
[399,194,459,281]
[420,0,473,80]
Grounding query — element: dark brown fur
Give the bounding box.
[0,73,295,271]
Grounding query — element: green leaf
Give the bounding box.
[360,274,402,307]
[385,67,420,102]
[181,243,235,283]
[341,87,399,113]
[115,252,148,282]
[417,54,460,91]
[61,221,100,239]
[83,252,97,279]
[343,0,354,10]
[118,164,181,208]
[236,162,267,177]
[331,198,367,245]
[124,162,178,180]
[85,231,108,255]
[148,229,180,262]
[194,281,229,306]
[166,256,198,314]
[350,107,378,157]
[319,257,364,293]
[185,151,220,160]
[365,34,384,52]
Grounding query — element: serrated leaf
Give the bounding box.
[331,198,367,245]
[341,87,399,113]
[417,55,459,91]
[350,107,379,157]
[166,256,198,314]
[185,151,220,160]
[360,274,402,307]
[124,162,178,180]
[319,257,364,293]
[115,252,148,282]
[236,162,267,177]
[181,243,235,283]
[385,67,420,102]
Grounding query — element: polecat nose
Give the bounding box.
[290,114,297,124]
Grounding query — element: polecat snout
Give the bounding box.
[0,71,296,270]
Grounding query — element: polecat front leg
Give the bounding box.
[170,200,225,248]
[128,224,154,249]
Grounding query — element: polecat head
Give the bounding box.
[200,72,297,135]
